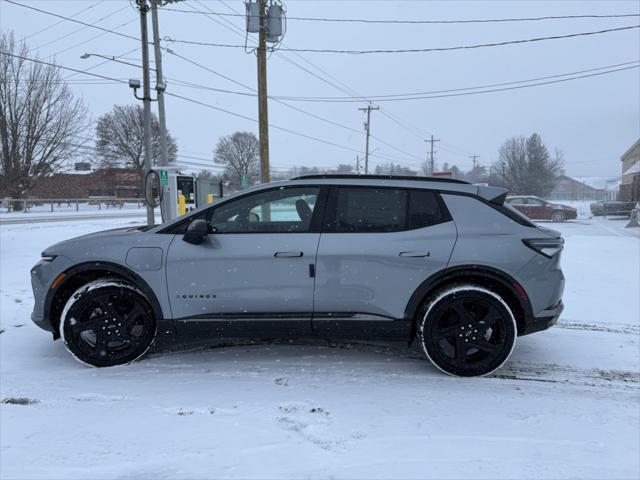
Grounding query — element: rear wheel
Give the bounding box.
[551,210,566,222]
[60,279,156,367]
[418,285,517,377]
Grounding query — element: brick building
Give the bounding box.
[1,168,143,199]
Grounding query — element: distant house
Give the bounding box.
[548,175,618,201]
[620,139,640,202]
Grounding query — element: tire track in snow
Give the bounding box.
[150,337,639,393]
[556,320,639,335]
[492,362,639,391]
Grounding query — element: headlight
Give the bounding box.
[40,253,57,262]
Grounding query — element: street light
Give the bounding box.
[80,53,156,72]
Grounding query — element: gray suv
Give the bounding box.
[31,175,565,376]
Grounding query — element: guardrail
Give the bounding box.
[1,198,149,213]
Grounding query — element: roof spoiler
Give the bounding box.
[477,185,508,205]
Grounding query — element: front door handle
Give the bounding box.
[274,251,304,258]
[399,251,430,258]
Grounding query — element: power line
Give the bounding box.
[11,0,441,163]
[165,6,426,164]
[34,5,129,52]
[63,47,140,80]
[21,0,102,41]
[4,0,141,44]
[0,51,130,83]
[51,19,138,58]
[161,8,640,25]
[166,25,640,54]
[0,52,403,165]
[266,60,640,102]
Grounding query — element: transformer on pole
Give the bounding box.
[245,1,285,185]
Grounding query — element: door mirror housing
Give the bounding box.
[183,219,209,245]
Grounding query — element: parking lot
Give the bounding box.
[1,213,638,479]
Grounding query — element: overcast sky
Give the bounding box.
[2,0,639,178]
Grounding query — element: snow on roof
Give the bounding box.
[623,161,640,176]
[571,176,621,191]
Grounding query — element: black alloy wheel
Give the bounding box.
[419,285,516,377]
[60,281,156,367]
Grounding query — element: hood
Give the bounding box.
[42,226,146,256]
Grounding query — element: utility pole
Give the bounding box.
[358,103,379,174]
[150,0,173,221]
[257,0,270,184]
[425,135,440,175]
[469,154,480,170]
[136,0,154,226]
[356,155,360,174]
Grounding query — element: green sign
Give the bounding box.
[159,170,168,186]
[240,174,248,189]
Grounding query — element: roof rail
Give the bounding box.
[291,174,470,184]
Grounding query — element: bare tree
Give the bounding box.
[332,163,354,174]
[0,32,89,200]
[495,135,529,194]
[374,162,417,176]
[492,133,563,196]
[95,104,177,172]
[214,132,260,187]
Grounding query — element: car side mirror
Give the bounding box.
[183,219,209,245]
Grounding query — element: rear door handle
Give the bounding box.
[274,251,304,258]
[399,251,430,258]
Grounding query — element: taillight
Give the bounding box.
[522,238,564,258]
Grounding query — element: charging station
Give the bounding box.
[157,167,223,221]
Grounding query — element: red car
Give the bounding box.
[505,196,577,222]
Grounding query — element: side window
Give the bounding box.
[407,190,446,229]
[527,198,545,206]
[506,197,524,205]
[209,187,320,233]
[329,187,448,233]
[333,188,407,233]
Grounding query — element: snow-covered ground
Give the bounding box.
[1,215,638,479]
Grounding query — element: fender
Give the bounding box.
[403,265,534,335]
[44,261,167,339]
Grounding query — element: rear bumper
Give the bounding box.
[521,301,563,335]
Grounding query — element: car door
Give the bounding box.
[165,186,324,337]
[313,186,457,339]
[526,197,546,219]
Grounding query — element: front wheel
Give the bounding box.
[418,285,517,377]
[60,279,156,367]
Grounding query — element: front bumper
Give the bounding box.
[522,300,563,335]
[31,311,54,333]
[30,255,71,335]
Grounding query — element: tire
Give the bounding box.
[551,210,566,222]
[59,278,156,367]
[417,285,517,377]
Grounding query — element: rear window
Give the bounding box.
[327,187,448,233]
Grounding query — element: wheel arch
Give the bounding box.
[44,261,164,340]
[404,265,534,340]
